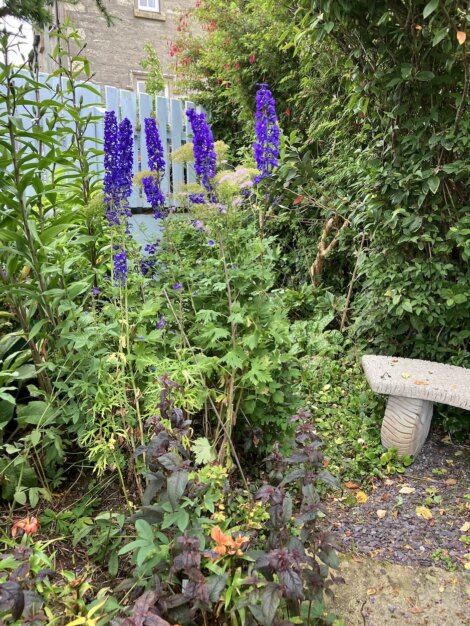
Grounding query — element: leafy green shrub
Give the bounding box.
[145,203,301,456]
[299,356,413,480]
[116,377,341,625]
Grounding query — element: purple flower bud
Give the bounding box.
[156,315,166,329]
[92,287,100,296]
[207,239,215,246]
[173,282,183,290]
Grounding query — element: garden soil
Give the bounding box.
[328,555,469,626]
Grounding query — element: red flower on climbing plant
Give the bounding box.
[249,53,256,64]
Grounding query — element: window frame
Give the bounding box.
[137,0,161,13]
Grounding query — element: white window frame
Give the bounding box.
[138,0,161,13]
[136,80,147,94]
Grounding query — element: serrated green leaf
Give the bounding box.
[192,437,216,465]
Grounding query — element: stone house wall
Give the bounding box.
[38,0,194,92]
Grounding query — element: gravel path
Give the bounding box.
[327,430,470,570]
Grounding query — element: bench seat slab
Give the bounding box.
[381,395,433,457]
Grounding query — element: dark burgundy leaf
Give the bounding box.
[261,582,280,625]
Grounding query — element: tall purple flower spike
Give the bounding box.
[113,247,128,285]
[103,111,134,226]
[253,84,280,184]
[186,108,217,203]
[142,117,166,218]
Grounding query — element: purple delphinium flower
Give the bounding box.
[143,118,166,218]
[156,315,166,329]
[253,83,280,184]
[173,282,183,290]
[207,240,215,246]
[218,205,227,214]
[113,247,128,285]
[118,118,134,209]
[140,241,159,277]
[103,111,134,226]
[188,192,205,204]
[193,220,205,231]
[186,109,217,202]
[92,286,100,296]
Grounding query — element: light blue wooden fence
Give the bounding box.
[35,73,199,210]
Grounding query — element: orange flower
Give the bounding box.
[210,525,249,558]
[11,516,39,538]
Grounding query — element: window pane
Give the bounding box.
[148,0,155,8]
[138,0,148,8]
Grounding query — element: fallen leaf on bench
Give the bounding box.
[460,521,470,532]
[445,478,457,486]
[356,490,368,503]
[401,372,411,379]
[399,486,415,494]
[416,506,433,520]
[376,509,387,519]
[413,379,428,385]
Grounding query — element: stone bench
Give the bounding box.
[361,355,470,457]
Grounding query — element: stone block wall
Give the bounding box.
[38,0,194,91]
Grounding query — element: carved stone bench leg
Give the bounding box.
[381,395,433,458]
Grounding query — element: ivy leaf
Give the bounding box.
[192,437,216,465]
[423,0,438,19]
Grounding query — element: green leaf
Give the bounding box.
[30,429,41,447]
[423,0,439,19]
[221,349,245,369]
[427,176,440,194]
[416,71,435,82]
[135,519,154,544]
[432,27,449,46]
[192,437,216,465]
[14,489,27,505]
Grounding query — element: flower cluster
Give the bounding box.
[104,111,134,226]
[113,247,128,285]
[186,109,217,202]
[253,84,280,184]
[11,516,39,537]
[209,525,249,558]
[142,118,166,218]
[140,241,159,276]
